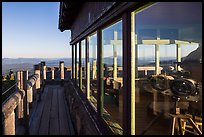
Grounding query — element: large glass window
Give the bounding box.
[134,2,202,135]
[102,20,123,131]
[89,32,98,107]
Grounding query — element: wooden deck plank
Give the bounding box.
[38,87,53,135]
[29,84,75,135]
[29,87,49,135]
[49,86,59,135]
[58,86,71,135]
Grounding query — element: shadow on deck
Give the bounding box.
[29,83,75,135]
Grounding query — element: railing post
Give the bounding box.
[22,70,29,134]
[40,61,45,85]
[60,61,64,79]
[51,66,55,80]
[27,87,33,103]
[41,61,46,80]
[16,71,21,89]
[4,111,15,135]
[34,65,41,89]
[20,71,23,89]
[16,71,24,119]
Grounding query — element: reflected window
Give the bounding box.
[89,32,98,107]
[102,20,123,129]
[134,2,202,135]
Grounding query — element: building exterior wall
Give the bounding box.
[71,2,116,41]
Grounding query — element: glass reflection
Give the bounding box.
[89,33,98,107]
[135,2,202,135]
[102,20,123,131]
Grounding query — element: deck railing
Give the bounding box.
[2,61,71,135]
[2,73,39,135]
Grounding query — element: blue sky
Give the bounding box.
[2,2,72,58]
[2,2,201,59]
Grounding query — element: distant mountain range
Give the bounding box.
[2,58,73,75]
[2,58,72,65]
[2,56,176,75]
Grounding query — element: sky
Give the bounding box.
[2,2,72,58]
[2,2,201,59]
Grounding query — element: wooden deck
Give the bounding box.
[29,84,75,135]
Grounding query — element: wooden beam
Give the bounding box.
[175,40,198,45]
[142,39,170,45]
[79,41,82,90]
[122,11,135,135]
[72,45,75,79]
[97,29,104,117]
[75,43,78,84]
[86,36,90,99]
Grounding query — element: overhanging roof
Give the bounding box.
[58,2,84,32]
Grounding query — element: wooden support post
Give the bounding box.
[60,61,64,79]
[16,71,21,89]
[176,44,181,71]
[43,65,46,80]
[34,65,41,89]
[75,43,78,84]
[86,37,90,99]
[27,87,33,103]
[51,67,55,80]
[154,36,160,118]
[135,34,140,104]
[97,29,104,117]
[16,71,24,119]
[4,111,15,135]
[79,41,82,90]
[22,70,29,134]
[92,60,97,79]
[122,11,135,135]
[20,71,23,90]
[113,31,118,81]
[40,61,45,85]
[144,70,147,75]
[72,45,75,79]
[155,43,160,75]
[130,12,136,135]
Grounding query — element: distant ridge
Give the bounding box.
[2,58,72,65]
